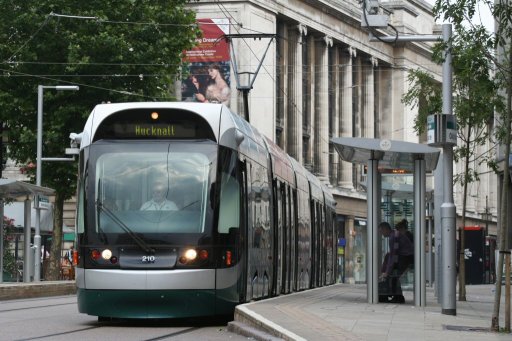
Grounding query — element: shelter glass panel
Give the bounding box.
[379,173,415,301]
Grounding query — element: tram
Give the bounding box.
[72,102,337,319]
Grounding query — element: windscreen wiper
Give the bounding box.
[96,200,155,254]
[181,200,199,210]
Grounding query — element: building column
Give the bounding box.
[339,46,356,189]
[377,64,392,139]
[331,46,341,184]
[315,35,332,182]
[288,24,307,163]
[278,23,289,150]
[364,57,378,138]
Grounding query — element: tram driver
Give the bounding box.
[140,182,178,211]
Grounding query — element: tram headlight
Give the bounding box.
[184,249,197,261]
[101,249,113,260]
[178,248,209,265]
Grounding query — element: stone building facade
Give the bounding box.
[187,0,498,283]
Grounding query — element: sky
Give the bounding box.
[425,0,494,32]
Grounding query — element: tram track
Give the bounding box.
[13,324,200,341]
[14,326,102,341]
[0,296,77,313]
[141,327,200,340]
[0,294,242,341]
[0,301,76,313]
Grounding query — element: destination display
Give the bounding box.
[114,122,195,138]
[93,108,216,141]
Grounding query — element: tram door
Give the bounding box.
[272,180,284,295]
[292,189,298,291]
[281,183,290,294]
[271,179,279,296]
[216,154,247,303]
[239,160,248,302]
[319,203,325,286]
[310,201,318,287]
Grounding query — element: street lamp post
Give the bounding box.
[364,5,456,314]
[35,85,79,282]
[222,33,275,123]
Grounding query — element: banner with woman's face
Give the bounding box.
[182,19,231,106]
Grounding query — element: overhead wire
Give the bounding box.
[212,0,366,155]
[2,7,442,138]
[6,14,51,63]
[0,67,171,100]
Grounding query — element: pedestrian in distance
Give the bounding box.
[378,220,414,303]
[66,246,74,265]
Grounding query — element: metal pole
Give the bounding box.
[242,89,250,122]
[23,197,31,282]
[34,85,43,282]
[485,195,489,237]
[440,23,457,316]
[0,201,3,283]
[367,158,380,303]
[36,85,43,187]
[427,200,434,287]
[34,84,78,281]
[414,158,426,306]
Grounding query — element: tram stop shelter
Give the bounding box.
[332,137,440,306]
[0,179,54,283]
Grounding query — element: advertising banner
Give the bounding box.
[182,19,231,106]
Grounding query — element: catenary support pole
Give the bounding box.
[440,24,456,316]
[369,22,456,315]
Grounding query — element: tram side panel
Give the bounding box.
[214,148,246,314]
[297,186,312,290]
[307,173,324,289]
[272,179,283,296]
[324,190,337,285]
[246,159,273,300]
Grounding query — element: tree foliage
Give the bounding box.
[0,1,200,279]
[430,0,512,332]
[403,0,501,304]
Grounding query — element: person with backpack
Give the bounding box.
[378,220,414,303]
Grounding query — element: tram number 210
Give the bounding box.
[142,255,156,263]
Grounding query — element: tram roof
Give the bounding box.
[79,102,227,149]
[331,137,440,172]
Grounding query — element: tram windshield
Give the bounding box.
[88,141,216,242]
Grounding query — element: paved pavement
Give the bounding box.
[229,283,512,340]
[1,281,511,340]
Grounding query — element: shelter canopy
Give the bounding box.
[0,179,54,199]
[331,137,440,172]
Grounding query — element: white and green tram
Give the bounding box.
[73,102,337,320]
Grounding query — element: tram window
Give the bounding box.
[218,172,240,234]
[76,179,85,234]
[94,150,211,234]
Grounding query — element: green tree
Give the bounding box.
[2,216,16,281]
[433,0,512,332]
[0,1,200,280]
[432,0,511,332]
[402,28,500,300]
